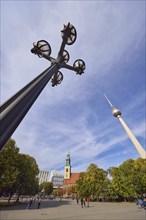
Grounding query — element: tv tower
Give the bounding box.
[104,95,146,159]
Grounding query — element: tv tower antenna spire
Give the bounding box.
[104,95,146,159]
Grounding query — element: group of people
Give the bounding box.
[76,197,90,208]
[26,196,41,210]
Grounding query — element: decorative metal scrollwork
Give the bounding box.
[61,23,77,45]
[73,59,86,75]
[51,71,64,87]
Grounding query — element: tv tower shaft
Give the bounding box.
[105,95,146,159]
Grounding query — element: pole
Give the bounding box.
[0,63,59,150]
[0,23,85,151]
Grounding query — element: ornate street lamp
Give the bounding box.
[0,23,86,150]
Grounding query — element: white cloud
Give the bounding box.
[1,1,145,173]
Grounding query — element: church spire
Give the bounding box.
[66,152,71,166]
[64,152,71,179]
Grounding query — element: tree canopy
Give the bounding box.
[108,158,146,199]
[76,164,108,199]
[39,182,53,195]
[76,159,146,201]
[0,138,39,197]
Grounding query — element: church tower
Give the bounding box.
[64,152,71,179]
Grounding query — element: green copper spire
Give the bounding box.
[66,152,71,166]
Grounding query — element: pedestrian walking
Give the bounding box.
[143,196,146,209]
[81,198,83,208]
[37,198,41,209]
[26,197,33,210]
[86,197,90,207]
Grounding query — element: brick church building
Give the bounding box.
[63,152,80,188]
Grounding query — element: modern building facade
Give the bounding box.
[38,170,49,185]
[49,170,64,188]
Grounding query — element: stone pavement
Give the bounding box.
[0,198,146,220]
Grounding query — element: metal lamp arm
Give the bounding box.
[60,63,77,72]
[31,46,55,63]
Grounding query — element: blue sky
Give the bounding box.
[1,1,145,174]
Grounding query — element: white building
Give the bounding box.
[49,170,64,188]
[38,170,49,185]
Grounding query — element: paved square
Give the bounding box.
[1,198,146,220]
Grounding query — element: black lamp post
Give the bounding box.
[0,23,86,151]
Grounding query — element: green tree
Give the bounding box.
[66,186,76,196]
[108,158,146,200]
[39,182,53,195]
[108,166,122,198]
[76,172,89,198]
[101,178,117,201]
[0,139,20,197]
[76,164,108,200]
[16,154,39,197]
[86,164,108,200]
[133,158,146,197]
[0,138,39,201]
[53,187,64,197]
[85,164,100,198]
[119,159,137,198]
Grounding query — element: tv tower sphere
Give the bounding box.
[112,106,122,117]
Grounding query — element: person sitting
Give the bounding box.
[136,198,144,209]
